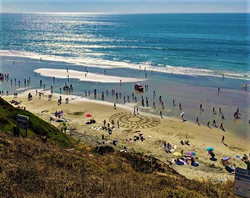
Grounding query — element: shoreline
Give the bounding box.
[2,90,250,182]
[1,52,250,81]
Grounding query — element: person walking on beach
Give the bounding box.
[137,108,139,115]
[195,117,200,125]
[213,120,217,127]
[117,120,119,128]
[179,103,182,110]
[213,107,216,115]
[220,123,225,131]
[207,122,210,128]
[181,112,184,121]
[113,102,116,110]
[221,135,225,143]
[160,110,163,119]
[134,108,136,116]
[200,104,203,112]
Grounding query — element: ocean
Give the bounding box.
[0,13,249,136]
[0,13,250,79]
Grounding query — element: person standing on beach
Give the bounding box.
[66,68,68,73]
[220,123,224,131]
[212,120,217,127]
[195,117,200,125]
[113,102,116,110]
[179,103,182,110]
[181,113,184,121]
[117,120,119,128]
[213,107,216,115]
[221,135,225,143]
[137,108,139,115]
[160,110,163,119]
[120,80,122,86]
[200,104,203,112]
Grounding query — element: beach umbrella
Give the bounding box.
[187,152,196,156]
[206,147,214,152]
[85,113,92,117]
[173,152,182,157]
[222,157,231,161]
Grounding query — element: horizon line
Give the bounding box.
[1,11,250,15]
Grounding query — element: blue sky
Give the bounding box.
[1,0,249,13]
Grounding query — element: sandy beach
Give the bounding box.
[2,90,249,182]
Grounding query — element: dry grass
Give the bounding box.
[0,131,238,198]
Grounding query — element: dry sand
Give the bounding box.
[2,90,250,182]
[35,68,147,83]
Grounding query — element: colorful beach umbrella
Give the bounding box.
[173,152,182,157]
[85,113,92,117]
[206,147,214,152]
[222,157,231,161]
[187,152,196,156]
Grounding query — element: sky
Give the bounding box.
[1,0,249,14]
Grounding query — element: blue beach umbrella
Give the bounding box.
[206,147,214,152]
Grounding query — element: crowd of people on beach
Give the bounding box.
[1,69,248,135]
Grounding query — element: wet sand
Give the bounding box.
[2,90,250,182]
[35,68,147,83]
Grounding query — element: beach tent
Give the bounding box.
[85,113,92,117]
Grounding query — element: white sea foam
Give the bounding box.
[1,50,249,80]
[34,68,147,83]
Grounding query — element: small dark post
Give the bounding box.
[13,126,20,137]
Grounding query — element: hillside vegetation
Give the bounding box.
[0,97,237,197]
[0,97,73,148]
